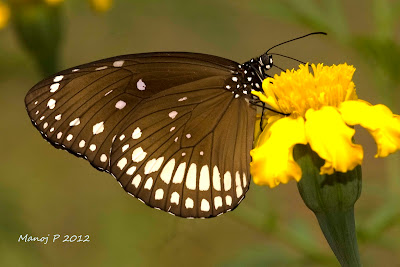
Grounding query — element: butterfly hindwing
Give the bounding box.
[110,76,256,218]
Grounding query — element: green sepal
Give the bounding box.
[293,144,362,267]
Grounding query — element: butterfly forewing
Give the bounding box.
[25,52,256,218]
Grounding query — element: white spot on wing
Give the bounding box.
[131,147,146,163]
[214,196,223,210]
[144,157,164,175]
[186,163,197,190]
[92,121,105,135]
[236,171,243,198]
[185,197,194,209]
[213,166,221,191]
[122,144,130,152]
[89,144,97,151]
[199,165,210,191]
[200,199,210,212]
[131,127,142,139]
[79,140,86,148]
[226,195,232,206]
[96,66,108,71]
[126,166,137,175]
[47,99,56,109]
[144,178,153,190]
[43,122,48,129]
[132,174,141,187]
[50,83,60,92]
[170,192,180,204]
[117,158,128,170]
[115,100,126,110]
[224,171,232,191]
[168,111,178,119]
[243,172,247,187]
[155,189,164,200]
[178,97,187,102]
[186,134,191,139]
[66,134,73,141]
[53,75,63,82]
[100,154,107,162]
[105,90,113,96]
[172,162,186,184]
[69,118,80,126]
[137,79,146,90]
[55,114,61,120]
[57,132,62,139]
[160,159,175,184]
[113,60,124,67]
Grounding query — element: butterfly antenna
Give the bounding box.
[272,64,286,72]
[266,32,327,53]
[269,53,307,65]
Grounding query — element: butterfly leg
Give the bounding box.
[260,102,265,131]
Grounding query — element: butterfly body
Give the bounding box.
[25,52,270,218]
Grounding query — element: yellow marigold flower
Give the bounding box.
[251,63,400,188]
[89,0,113,13]
[0,1,10,29]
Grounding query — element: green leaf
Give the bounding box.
[372,0,395,40]
[11,3,63,77]
[350,36,400,96]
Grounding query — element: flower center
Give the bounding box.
[257,64,357,118]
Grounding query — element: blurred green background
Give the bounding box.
[1,0,399,266]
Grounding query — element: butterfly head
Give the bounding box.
[258,53,273,71]
[240,53,274,94]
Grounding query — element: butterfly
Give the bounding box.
[25,32,325,218]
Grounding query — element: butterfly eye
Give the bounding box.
[260,54,273,68]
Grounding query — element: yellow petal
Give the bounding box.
[254,114,284,145]
[305,106,363,175]
[250,116,307,188]
[0,2,10,30]
[339,100,400,157]
[252,91,281,112]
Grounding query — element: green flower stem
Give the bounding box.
[314,208,360,267]
[294,144,362,267]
